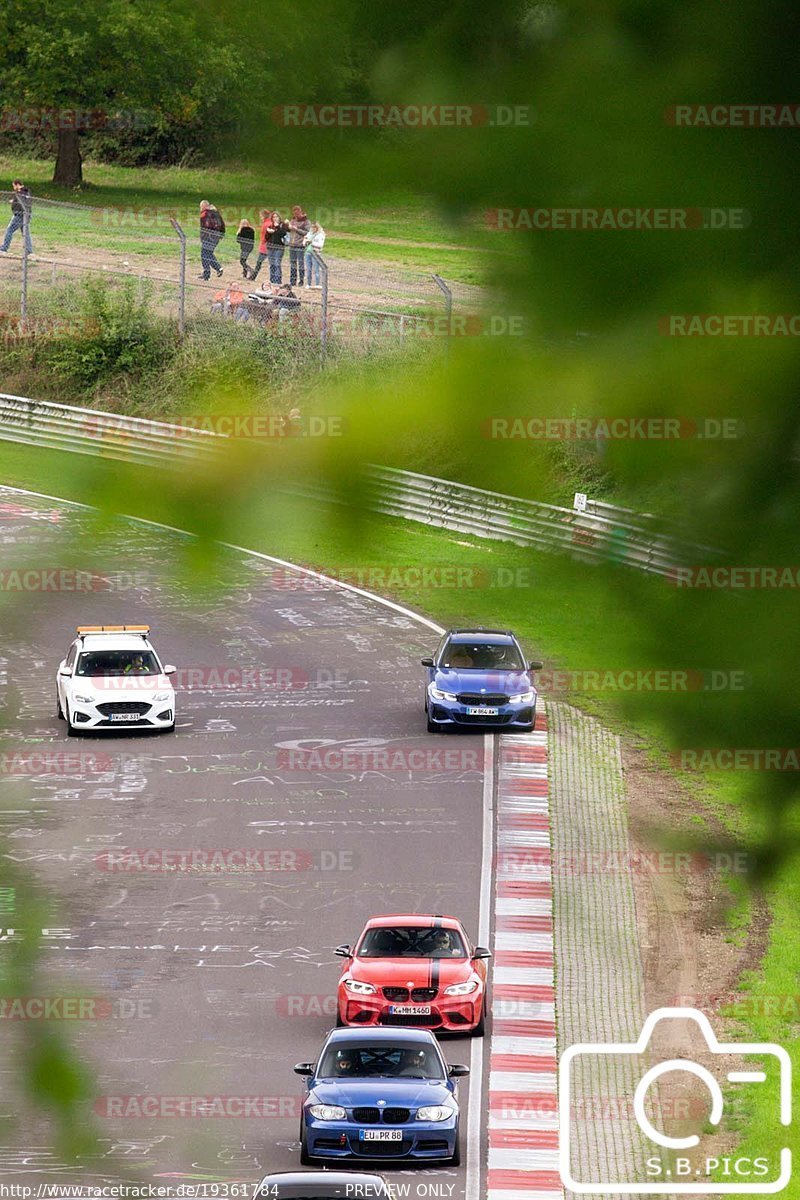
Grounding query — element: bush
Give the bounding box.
[36,277,176,391]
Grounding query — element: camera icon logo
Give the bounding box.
[559,1007,792,1194]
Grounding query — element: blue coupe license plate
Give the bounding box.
[361,1129,403,1141]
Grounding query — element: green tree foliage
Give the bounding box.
[0,0,243,182]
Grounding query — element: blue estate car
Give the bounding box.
[294,1027,468,1166]
[422,628,543,732]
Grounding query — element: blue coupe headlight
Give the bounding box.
[309,1104,347,1121]
[416,1104,456,1122]
[429,683,458,702]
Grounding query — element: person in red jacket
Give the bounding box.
[249,209,272,281]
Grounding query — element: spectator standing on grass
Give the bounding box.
[250,209,273,281]
[236,218,255,278]
[303,221,326,288]
[267,211,288,284]
[0,180,33,256]
[287,205,311,288]
[198,199,225,280]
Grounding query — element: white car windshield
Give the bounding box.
[75,650,160,677]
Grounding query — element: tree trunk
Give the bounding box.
[53,128,83,186]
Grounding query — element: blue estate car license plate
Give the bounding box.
[466,705,499,716]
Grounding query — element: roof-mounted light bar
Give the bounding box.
[76,624,150,637]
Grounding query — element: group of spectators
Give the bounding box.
[199,201,326,289]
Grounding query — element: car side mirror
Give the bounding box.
[163,664,177,675]
[334,944,352,958]
[420,657,434,667]
[448,1064,470,1077]
[59,665,72,677]
[293,1062,314,1076]
[528,660,544,671]
[472,947,492,960]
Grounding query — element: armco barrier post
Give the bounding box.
[20,197,32,331]
[170,218,187,339]
[313,249,329,367]
[432,273,452,352]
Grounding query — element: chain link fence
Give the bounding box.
[0,192,489,365]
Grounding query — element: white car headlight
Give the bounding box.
[73,694,95,705]
[308,1104,346,1121]
[153,692,171,702]
[416,1105,455,1122]
[344,978,376,995]
[511,690,536,704]
[428,684,458,702]
[443,979,479,996]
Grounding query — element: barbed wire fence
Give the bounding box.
[0,193,492,367]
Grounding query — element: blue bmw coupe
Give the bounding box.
[422,627,543,732]
[294,1027,468,1166]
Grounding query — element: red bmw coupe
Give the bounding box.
[335,914,491,1036]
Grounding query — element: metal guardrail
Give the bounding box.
[0,392,217,466]
[0,392,716,575]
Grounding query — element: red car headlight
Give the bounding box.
[443,979,479,996]
[344,978,377,995]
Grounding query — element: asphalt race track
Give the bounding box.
[0,490,492,1196]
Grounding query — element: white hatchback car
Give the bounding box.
[56,625,176,734]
